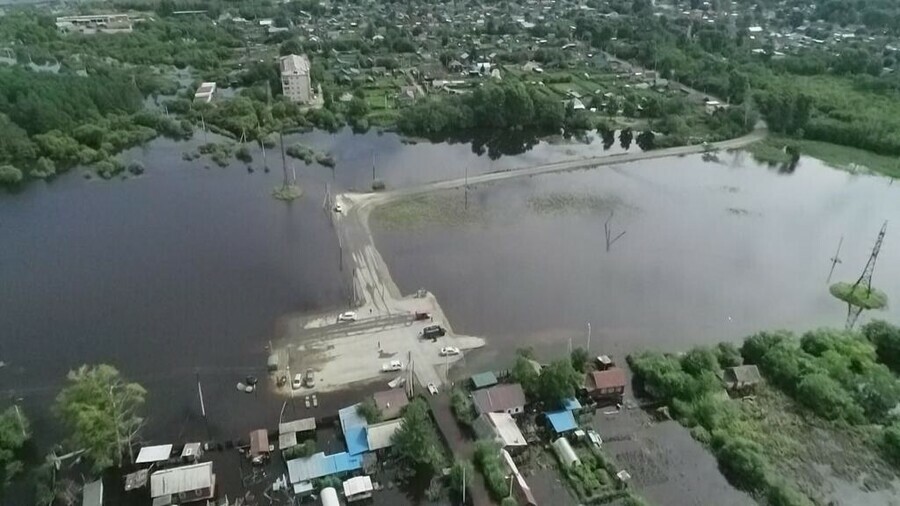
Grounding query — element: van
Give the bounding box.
[422,325,445,340]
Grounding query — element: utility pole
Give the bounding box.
[464,165,469,210]
[826,236,843,284]
[200,114,208,143]
[280,130,290,188]
[371,151,376,182]
[587,322,592,352]
[845,222,888,329]
[462,463,466,504]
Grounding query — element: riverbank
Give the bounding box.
[747,136,900,178]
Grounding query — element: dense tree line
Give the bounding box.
[629,321,900,505]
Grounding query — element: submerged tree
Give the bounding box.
[0,406,31,489]
[55,364,146,472]
[391,399,444,479]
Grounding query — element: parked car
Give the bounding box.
[333,202,344,213]
[338,311,357,322]
[414,311,431,321]
[440,346,460,356]
[587,429,603,448]
[292,373,303,390]
[304,368,315,387]
[382,360,403,372]
[427,383,439,395]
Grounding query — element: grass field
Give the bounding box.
[747,136,900,178]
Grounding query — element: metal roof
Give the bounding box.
[280,54,310,75]
[82,479,103,506]
[470,372,499,389]
[545,410,577,434]
[343,476,373,497]
[552,437,580,468]
[286,452,363,484]
[472,383,525,414]
[562,397,582,411]
[485,412,527,447]
[150,462,214,498]
[279,417,316,434]
[250,429,270,455]
[339,404,370,455]
[366,419,403,451]
[586,368,627,391]
[321,487,340,506]
[724,365,761,385]
[180,443,202,460]
[136,444,173,464]
[279,431,298,450]
[373,389,409,420]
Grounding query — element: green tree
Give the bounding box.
[391,399,444,478]
[796,373,864,423]
[715,343,743,368]
[862,320,900,373]
[884,422,900,464]
[55,365,147,472]
[511,354,540,398]
[537,359,581,408]
[357,399,381,424]
[447,459,474,501]
[570,347,590,373]
[0,407,30,488]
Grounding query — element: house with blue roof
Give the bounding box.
[339,404,370,456]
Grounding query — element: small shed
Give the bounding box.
[280,418,317,435]
[470,372,498,390]
[83,479,103,506]
[343,476,374,502]
[366,419,403,452]
[250,429,270,459]
[552,437,581,468]
[545,410,577,434]
[150,462,215,504]
[723,365,761,390]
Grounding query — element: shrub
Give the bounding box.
[127,161,145,175]
[0,165,24,185]
[712,433,769,492]
[741,330,793,365]
[681,347,720,376]
[357,400,381,424]
[235,146,252,163]
[796,373,865,423]
[450,388,474,425]
[94,159,125,179]
[862,320,900,373]
[715,343,743,368]
[474,441,508,501]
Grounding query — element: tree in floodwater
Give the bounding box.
[0,406,30,489]
[55,364,146,472]
[390,398,445,479]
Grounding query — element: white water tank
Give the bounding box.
[321,487,340,506]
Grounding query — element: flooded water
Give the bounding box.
[374,151,900,370]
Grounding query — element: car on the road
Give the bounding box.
[292,373,303,390]
[427,383,439,395]
[304,368,315,387]
[333,202,343,213]
[422,324,445,340]
[382,360,403,372]
[440,346,460,356]
[338,311,357,322]
[587,429,603,448]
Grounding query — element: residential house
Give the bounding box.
[472,383,526,416]
[280,54,313,104]
[584,368,626,404]
[343,476,374,502]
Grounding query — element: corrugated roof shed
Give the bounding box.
[472,383,525,414]
[470,371,498,389]
[286,452,363,484]
[83,479,103,506]
[136,444,173,464]
[279,431,298,450]
[562,397,582,411]
[373,389,409,420]
[150,462,214,498]
[180,443,202,460]
[250,429,270,455]
[279,417,316,434]
[546,410,577,434]
[339,404,370,455]
[724,365,761,385]
[366,419,403,451]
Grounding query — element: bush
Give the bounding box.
[357,400,381,424]
[31,157,56,178]
[282,439,315,459]
[127,161,145,175]
[0,164,24,185]
[450,388,474,425]
[712,433,769,492]
[680,347,720,376]
[94,159,125,179]
[235,146,252,163]
[474,441,508,501]
[796,373,865,423]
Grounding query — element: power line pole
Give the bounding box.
[826,236,843,284]
[587,322,592,352]
[845,222,888,329]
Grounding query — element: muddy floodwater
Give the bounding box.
[374,151,900,365]
[372,150,900,505]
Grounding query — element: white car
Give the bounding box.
[292,373,303,390]
[382,360,403,372]
[440,346,460,356]
[427,383,439,395]
[333,202,344,213]
[338,311,357,322]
